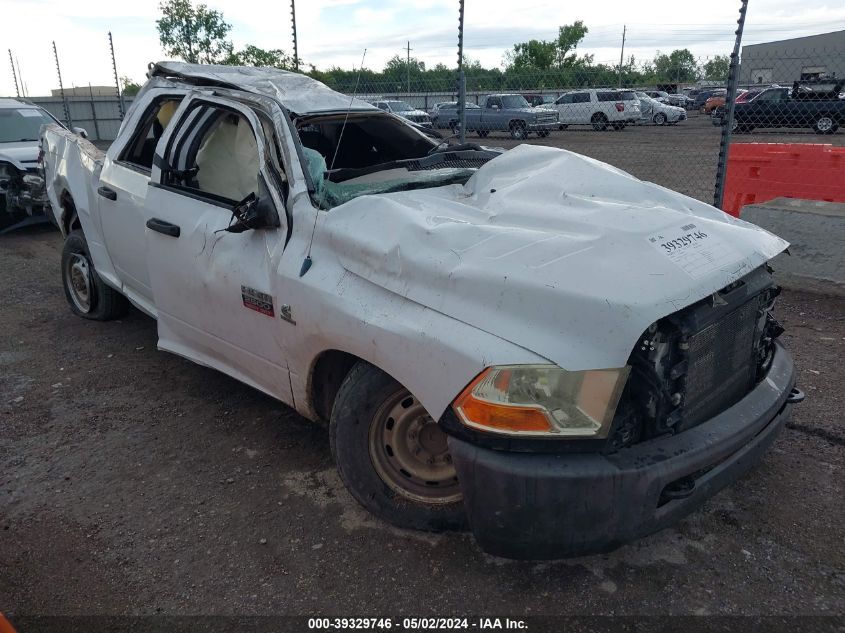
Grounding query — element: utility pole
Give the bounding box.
[291,0,299,70]
[53,41,72,128]
[618,25,626,88]
[406,41,412,94]
[8,49,20,97]
[457,0,466,143]
[109,32,125,120]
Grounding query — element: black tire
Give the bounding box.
[477,130,489,138]
[448,121,459,134]
[558,124,568,130]
[611,123,626,131]
[591,113,608,131]
[330,361,465,532]
[509,121,527,140]
[536,130,550,137]
[61,229,129,320]
[654,113,667,125]
[813,115,838,135]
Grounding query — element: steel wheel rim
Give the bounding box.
[368,389,462,505]
[66,252,93,313]
[817,117,833,132]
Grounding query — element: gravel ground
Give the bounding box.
[0,226,843,619]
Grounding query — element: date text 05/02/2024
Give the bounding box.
[307,618,528,630]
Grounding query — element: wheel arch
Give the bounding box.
[59,189,81,236]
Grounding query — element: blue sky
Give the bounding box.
[1,0,844,96]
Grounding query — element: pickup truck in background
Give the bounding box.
[41,62,800,559]
[730,79,845,134]
[447,94,558,139]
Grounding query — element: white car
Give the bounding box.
[372,100,432,128]
[635,92,688,125]
[0,98,85,231]
[553,89,641,130]
[40,63,798,560]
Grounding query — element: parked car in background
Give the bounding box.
[40,61,799,560]
[635,92,687,125]
[553,89,641,131]
[429,102,479,128]
[0,98,87,232]
[521,93,557,107]
[454,94,557,139]
[643,90,671,103]
[710,88,767,126]
[694,89,726,112]
[730,79,845,134]
[665,93,692,108]
[372,100,433,128]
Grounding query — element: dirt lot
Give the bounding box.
[1,220,844,619]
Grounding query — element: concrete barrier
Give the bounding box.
[741,197,845,296]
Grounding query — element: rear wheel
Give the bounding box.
[61,230,129,320]
[558,124,568,130]
[813,115,838,134]
[448,121,459,134]
[330,362,465,531]
[477,130,489,138]
[536,130,550,137]
[509,121,528,140]
[591,113,608,131]
[611,123,626,131]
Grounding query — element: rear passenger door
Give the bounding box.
[143,94,293,404]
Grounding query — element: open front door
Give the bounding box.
[143,94,293,405]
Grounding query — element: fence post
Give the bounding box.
[713,0,748,209]
[457,0,466,143]
[53,41,73,128]
[88,84,101,140]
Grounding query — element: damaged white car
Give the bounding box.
[41,63,802,559]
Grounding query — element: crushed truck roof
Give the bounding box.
[148,62,377,115]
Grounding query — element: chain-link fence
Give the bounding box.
[14,44,845,212]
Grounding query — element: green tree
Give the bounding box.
[554,21,590,68]
[652,49,699,83]
[504,22,590,72]
[156,0,233,64]
[227,45,294,69]
[120,76,141,96]
[702,55,730,81]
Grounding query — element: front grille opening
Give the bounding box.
[606,267,783,452]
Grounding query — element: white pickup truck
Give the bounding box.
[41,62,801,559]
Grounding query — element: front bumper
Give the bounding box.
[449,342,796,560]
[527,120,558,130]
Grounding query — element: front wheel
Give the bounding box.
[330,362,465,532]
[61,230,129,320]
[654,113,667,125]
[509,121,528,140]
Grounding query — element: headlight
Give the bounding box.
[452,364,630,438]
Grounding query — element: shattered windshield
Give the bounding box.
[296,112,496,210]
[0,107,56,143]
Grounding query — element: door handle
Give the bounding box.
[146,218,181,238]
[97,186,117,201]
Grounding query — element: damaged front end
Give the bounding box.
[0,159,50,233]
[607,265,785,451]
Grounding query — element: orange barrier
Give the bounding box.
[722,143,845,217]
[0,614,17,633]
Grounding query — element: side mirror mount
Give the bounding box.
[73,127,89,139]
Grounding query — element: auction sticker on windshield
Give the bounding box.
[648,223,743,279]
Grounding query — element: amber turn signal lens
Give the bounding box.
[452,369,554,433]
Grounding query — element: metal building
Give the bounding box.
[738,30,845,86]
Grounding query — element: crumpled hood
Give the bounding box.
[324,145,788,371]
[0,141,39,170]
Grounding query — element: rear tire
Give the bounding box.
[61,230,129,320]
[330,361,465,532]
[477,130,489,138]
[612,123,626,130]
[813,115,838,134]
[591,113,608,131]
[536,130,550,137]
